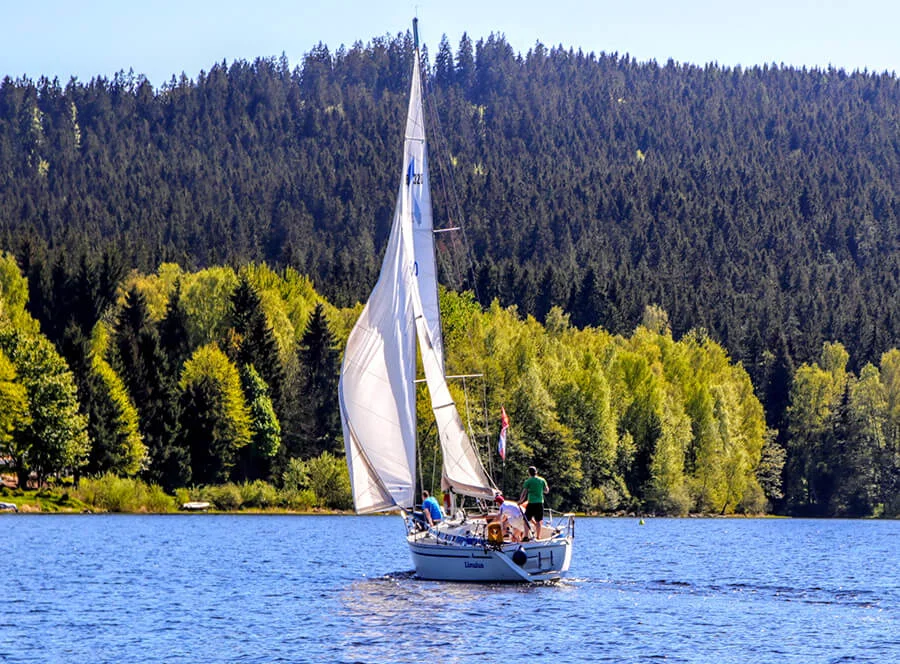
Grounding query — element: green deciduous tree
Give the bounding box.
[0,251,39,335]
[177,343,251,484]
[0,326,89,486]
[833,363,884,515]
[784,342,849,514]
[0,348,31,467]
[181,267,239,349]
[304,450,352,509]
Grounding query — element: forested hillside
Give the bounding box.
[3,32,900,433]
[1,30,900,515]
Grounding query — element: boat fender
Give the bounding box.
[512,546,527,567]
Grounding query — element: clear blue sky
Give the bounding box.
[3,0,897,87]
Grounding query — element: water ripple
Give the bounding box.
[0,515,898,663]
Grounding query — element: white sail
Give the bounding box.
[340,28,494,514]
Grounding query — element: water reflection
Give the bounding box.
[338,572,570,663]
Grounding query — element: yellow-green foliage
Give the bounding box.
[76,474,175,513]
[194,481,283,510]
[0,348,31,451]
[180,343,252,449]
[119,262,184,321]
[0,324,90,478]
[280,458,319,509]
[436,296,767,515]
[239,264,299,365]
[304,451,352,509]
[0,252,39,335]
[784,343,900,516]
[87,322,147,475]
[199,483,243,510]
[11,255,766,514]
[0,252,29,317]
[91,352,147,476]
[237,479,279,508]
[788,343,847,447]
[181,267,240,348]
[121,262,332,369]
[280,453,351,509]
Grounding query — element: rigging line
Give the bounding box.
[422,72,480,300]
[417,418,437,500]
[481,377,492,480]
[462,375,494,485]
[462,376,477,456]
[415,412,424,503]
[426,141,464,290]
[431,443,438,496]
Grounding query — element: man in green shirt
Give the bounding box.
[519,466,549,540]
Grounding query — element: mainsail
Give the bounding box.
[340,23,495,514]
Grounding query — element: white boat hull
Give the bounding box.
[406,514,574,582]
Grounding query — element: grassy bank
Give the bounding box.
[0,473,350,514]
[0,486,93,513]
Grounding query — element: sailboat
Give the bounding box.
[338,19,574,582]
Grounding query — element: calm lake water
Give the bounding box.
[1,515,897,663]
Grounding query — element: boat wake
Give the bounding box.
[596,577,882,608]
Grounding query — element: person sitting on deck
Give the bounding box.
[421,490,443,527]
[498,497,527,542]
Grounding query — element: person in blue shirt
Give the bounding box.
[421,490,443,526]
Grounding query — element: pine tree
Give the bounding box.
[113,285,178,485]
[455,33,475,91]
[228,275,285,411]
[434,35,455,88]
[159,279,191,377]
[292,303,340,459]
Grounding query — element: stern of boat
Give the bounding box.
[403,509,575,582]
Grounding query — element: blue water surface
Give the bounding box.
[1,515,897,663]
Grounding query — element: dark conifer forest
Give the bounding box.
[2,30,900,515]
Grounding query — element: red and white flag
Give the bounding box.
[498,406,509,461]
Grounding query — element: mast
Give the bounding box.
[412,19,448,375]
